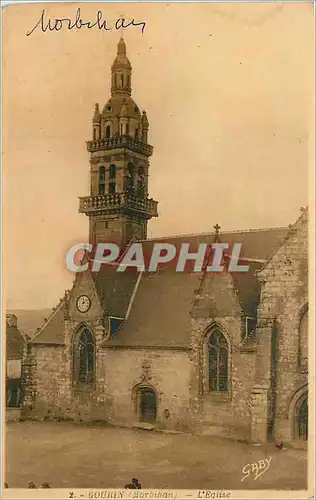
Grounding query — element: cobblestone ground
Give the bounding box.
[6,421,308,490]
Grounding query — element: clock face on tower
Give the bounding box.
[76,295,91,313]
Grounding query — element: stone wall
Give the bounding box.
[28,344,109,422]
[100,348,192,432]
[255,211,308,444]
[190,271,257,441]
[25,342,191,431]
[21,342,37,415]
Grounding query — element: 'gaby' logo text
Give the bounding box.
[241,456,272,482]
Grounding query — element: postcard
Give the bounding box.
[2,2,314,499]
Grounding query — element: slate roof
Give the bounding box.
[104,270,199,348]
[143,227,288,261]
[92,265,139,318]
[31,227,288,348]
[6,321,26,359]
[102,227,287,348]
[31,303,66,345]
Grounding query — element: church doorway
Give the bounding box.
[138,388,157,423]
[295,393,308,441]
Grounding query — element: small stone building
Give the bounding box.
[21,39,308,446]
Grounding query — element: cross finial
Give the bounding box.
[213,223,221,235]
[120,13,124,37]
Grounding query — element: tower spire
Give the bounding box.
[111,34,132,96]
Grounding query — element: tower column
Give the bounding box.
[250,316,275,444]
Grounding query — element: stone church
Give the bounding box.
[22,39,309,446]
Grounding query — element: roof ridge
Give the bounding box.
[142,226,287,242]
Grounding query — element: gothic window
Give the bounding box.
[299,308,308,368]
[295,393,308,440]
[208,328,228,392]
[109,164,116,180]
[73,327,95,385]
[105,125,111,139]
[99,166,106,195]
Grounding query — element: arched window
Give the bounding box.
[208,328,228,392]
[93,128,96,141]
[121,74,124,86]
[73,327,95,385]
[99,166,106,195]
[295,393,308,440]
[105,125,111,139]
[109,164,116,180]
[108,164,116,193]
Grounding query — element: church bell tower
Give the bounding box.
[79,38,158,248]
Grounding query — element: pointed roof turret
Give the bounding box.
[111,37,132,71]
[142,110,149,128]
[213,223,221,243]
[93,103,101,123]
[118,37,127,56]
[111,37,132,96]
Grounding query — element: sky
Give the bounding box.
[3,2,313,309]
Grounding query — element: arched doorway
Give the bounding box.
[137,387,157,423]
[295,393,308,441]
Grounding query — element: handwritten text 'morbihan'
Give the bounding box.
[241,456,272,482]
[26,8,146,36]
